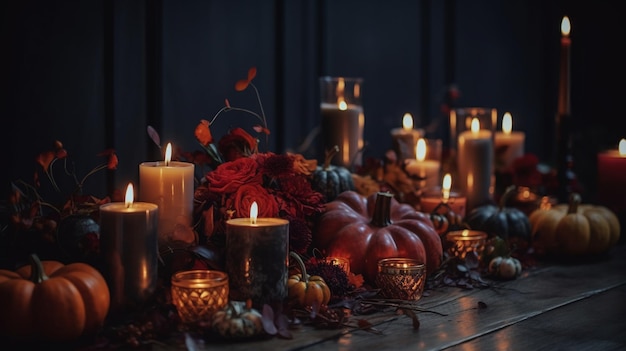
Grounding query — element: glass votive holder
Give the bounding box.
[375,258,426,301]
[322,256,351,274]
[446,230,488,260]
[171,270,229,325]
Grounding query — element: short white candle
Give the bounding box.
[405,138,441,189]
[458,118,494,211]
[494,112,525,172]
[391,113,423,160]
[139,143,195,245]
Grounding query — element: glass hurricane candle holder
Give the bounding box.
[375,258,426,301]
[171,270,229,325]
[446,230,488,260]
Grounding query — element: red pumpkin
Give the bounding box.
[314,191,442,284]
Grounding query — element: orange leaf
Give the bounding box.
[36,151,56,171]
[247,67,257,81]
[107,153,119,170]
[235,79,250,91]
[194,119,213,146]
[253,125,271,135]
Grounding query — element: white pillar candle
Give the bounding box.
[405,138,441,189]
[139,143,195,245]
[494,112,525,172]
[391,113,423,160]
[458,118,494,211]
[99,183,159,311]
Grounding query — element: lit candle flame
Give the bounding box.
[619,138,626,156]
[338,99,347,110]
[442,173,451,203]
[462,229,469,237]
[416,138,427,162]
[561,16,571,37]
[471,118,480,133]
[250,201,258,225]
[165,143,172,166]
[125,183,134,208]
[502,112,513,135]
[402,113,414,130]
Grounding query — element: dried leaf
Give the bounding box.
[262,304,278,335]
[253,125,271,135]
[107,153,119,170]
[36,151,56,172]
[225,99,231,108]
[235,79,249,91]
[401,308,420,330]
[357,318,382,334]
[247,67,257,81]
[147,125,161,148]
[194,120,213,146]
[276,314,293,339]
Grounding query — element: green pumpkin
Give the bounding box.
[465,186,531,249]
[312,146,355,201]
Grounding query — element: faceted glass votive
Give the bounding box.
[171,270,229,325]
[446,230,488,260]
[375,258,426,301]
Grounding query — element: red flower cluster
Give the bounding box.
[188,67,324,255]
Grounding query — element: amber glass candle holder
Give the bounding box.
[446,230,488,260]
[171,270,229,325]
[375,258,426,301]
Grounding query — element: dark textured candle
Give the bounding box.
[225,218,289,307]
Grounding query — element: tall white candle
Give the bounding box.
[99,183,159,311]
[405,138,441,189]
[458,118,494,211]
[139,143,195,245]
[494,112,525,172]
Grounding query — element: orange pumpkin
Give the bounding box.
[0,254,110,342]
[314,191,442,284]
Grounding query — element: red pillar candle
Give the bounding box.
[597,139,626,215]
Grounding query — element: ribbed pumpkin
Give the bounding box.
[314,191,442,284]
[529,193,621,256]
[0,254,110,342]
[311,145,355,201]
[465,186,531,249]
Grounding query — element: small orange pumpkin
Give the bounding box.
[0,254,110,342]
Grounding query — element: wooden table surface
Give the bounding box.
[153,242,626,351]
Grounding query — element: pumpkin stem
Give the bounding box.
[567,193,581,214]
[499,185,517,210]
[289,251,309,284]
[371,192,393,227]
[28,253,49,283]
[323,145,340,170]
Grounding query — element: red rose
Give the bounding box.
[228,183,280,218]
[206,157,262,194]
[218,127,258,162]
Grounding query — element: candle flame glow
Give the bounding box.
[125,183,134,208]
[250,201,258,225]
[442,173,451,203]
[502,112,513,134]
[402,113,414,130]
[561,16,571,37]
[471,118,480,133]
[338,99,347,110]
[416,138,427,162]
[165,143,172,166]
[461,229,469,237]
[619,139,626,156]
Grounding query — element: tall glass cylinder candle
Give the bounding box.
[99,184,158,312]
[139,143,194,245]
[320,76,365,168]
[225,215,289,308]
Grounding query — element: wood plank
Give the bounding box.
[155,244,626,350]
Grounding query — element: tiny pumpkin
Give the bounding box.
[287,252,331,308]
[488,256,522,280]
[211,300,265,339]
[0,254,110,342]
[311,145,356,201]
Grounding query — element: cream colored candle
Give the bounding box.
[391,113,423,160]
[139,143,195,244]
[458,118,494,212]
[419,173,467,218]
[405,138,441,189]
[494,112,525,172]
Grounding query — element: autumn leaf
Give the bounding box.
[253,125,271,135]
[194,119,213,146]
[235,66,257,91]
[36,151,56,172]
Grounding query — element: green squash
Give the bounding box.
[312,146,355,201]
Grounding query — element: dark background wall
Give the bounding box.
[2,0,624,204]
